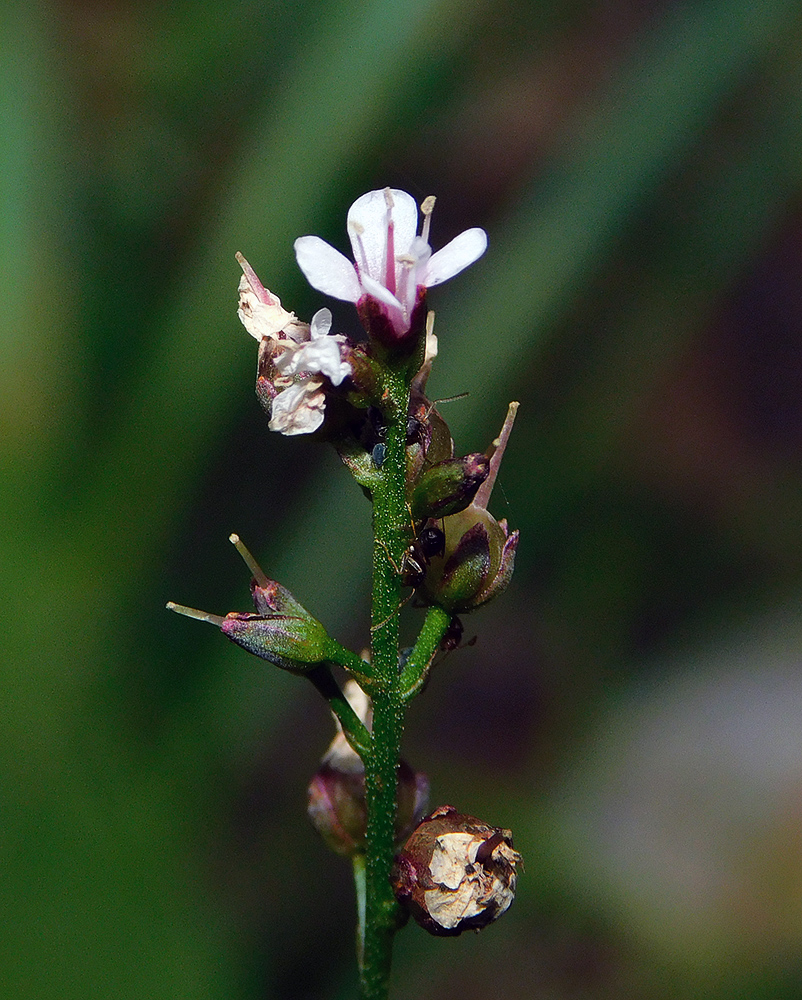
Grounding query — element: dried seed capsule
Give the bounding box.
[391,805,522,936]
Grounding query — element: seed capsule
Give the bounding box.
[391,805,522,936]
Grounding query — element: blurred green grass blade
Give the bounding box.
[522,40,802,541]
[1,772,238,1000]
[433,0,799,441]
[0,4,80,504]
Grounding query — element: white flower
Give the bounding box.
[268,380,327,436]
[236,255,352,437]
[294,188,487,339]
[273,309,351,387]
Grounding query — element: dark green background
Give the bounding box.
[4,1,802,996]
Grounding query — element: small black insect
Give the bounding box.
[401,520,445,588]
[357,405,389,467]
[372,520,447,634]
[371,442,387,468]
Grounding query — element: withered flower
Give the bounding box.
[392,805,522,936]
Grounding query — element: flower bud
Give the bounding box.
[308,682,429,856]
[308,757,429,858]
[167,534,335,672]
[419,402,519,611]
[391,805,522,936]
[307,757,368,857]
[420,506,518,612]
[220,607,331,670]
[405,389,453,485]
[410,452,489,521]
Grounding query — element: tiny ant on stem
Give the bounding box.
[372,517,446,633]
[400,520,445,588]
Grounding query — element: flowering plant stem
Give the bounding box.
[360,366,448,999]
[169,188,518,996]
[361,366,409,999]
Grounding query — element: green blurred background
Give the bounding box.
[4,0,802,996]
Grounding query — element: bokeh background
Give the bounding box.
[5,0,802,997]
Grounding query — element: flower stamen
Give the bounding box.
[420,195,436,246]
[349,220,368,279]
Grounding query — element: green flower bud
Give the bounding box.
[167,534,334,672]
[418,402,520,611]
[223,546,334,668]
[220,607,332,669]
[410,452,489,521]
[420,507,518,612]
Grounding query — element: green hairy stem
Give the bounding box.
[357,366,454,998]
[360,366,411,999]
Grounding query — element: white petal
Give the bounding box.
[294,237,361,302]
[268,381,325,436]
[274,343,302,376]
[347,189,418,280]
[309,308,332,339]
[424,228,488,287]
[317,346,351,386]
[357,272,399,310]
[280,337,350,386]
